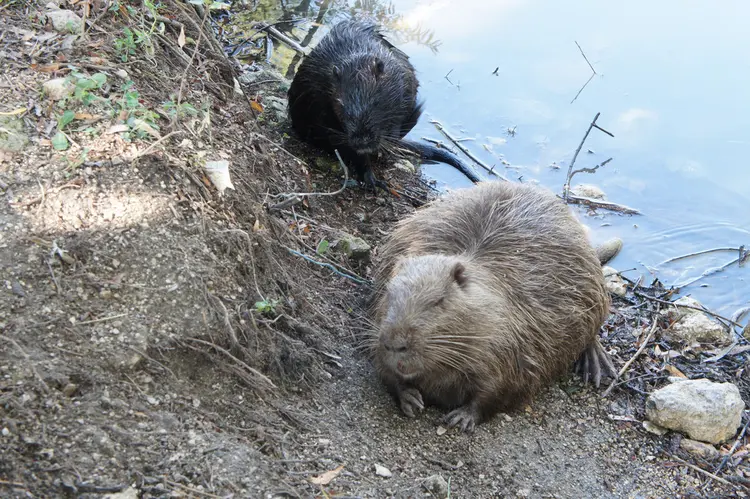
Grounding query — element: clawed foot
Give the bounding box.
[362,169,392,195]
[398,387,424,418]
[575,337,617,388]
[441,404,480,434]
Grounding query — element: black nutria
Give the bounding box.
[367,181,615,432]
[287,19,480,191]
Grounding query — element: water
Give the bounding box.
[225,0,750,320]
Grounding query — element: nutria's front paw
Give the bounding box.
[442,405,479,433]
[398,387,424,418]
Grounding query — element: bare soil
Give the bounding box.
[0,2,747,498]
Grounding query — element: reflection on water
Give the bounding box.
[225,0,750,318]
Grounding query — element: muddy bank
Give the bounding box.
[0,2,748,498]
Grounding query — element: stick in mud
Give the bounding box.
[268,149,350,211]
[430,120,509,181]
[602,319,660,397]
[562,112,614,201]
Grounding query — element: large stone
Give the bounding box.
[679,439,720,460]
[572,184,606,199]
[43,77,74,101]
[664,296,704,321]
[422,474,449,498]
[335,234,371,261]
[595,237,623,265]
[0,116,29,152]
[602,266,627,297]
[46,9,83,33]
[671,313,730,344]
[645,378,744,444]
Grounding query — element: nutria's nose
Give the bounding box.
[383,337,407,352]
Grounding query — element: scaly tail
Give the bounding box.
[399,139,481,184]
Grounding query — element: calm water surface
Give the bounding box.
[230,0,750,320]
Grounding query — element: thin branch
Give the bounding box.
[669,456,741,491]
[268,150,350,211]
[565,194,641,215]
[602,320,659,397]
[563,112,614,201]
[177,5,209,107]
[672,257,742,290]
[570,72,595,104]
[284,247,370,285]
[255,22,308,55]
[575,41,597,74]
[76,313,128,325]
[633,290,743,330]
[430,120,509,181]
[659,247,745,265]
[570,157,613,179]
[183,338,277,390]
[714,412,750,475]
[0,335,50,393]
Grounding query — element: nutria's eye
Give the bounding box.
[332,65,341,81]
[433,297,445,308]
[373,58,385,77]
[395,345,407,352]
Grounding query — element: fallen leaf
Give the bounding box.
[51,132,69,151]
[0,108,28,116]
[74,112,100,120]
[316,239,329,255]
[106,124,129,135]
[665,365,687,378]
[309,465,344,485]
[132,119,161,139]
[250,100,264,113]
[178,26,186,48]
[31,63,61,72]
[203,160,235,195]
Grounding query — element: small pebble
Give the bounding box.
[62,383,78,397]
[374,464,392,478]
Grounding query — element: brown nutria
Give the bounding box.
[367,180,615,433]
[287,19,480,191]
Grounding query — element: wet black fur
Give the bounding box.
[287,19,480,188]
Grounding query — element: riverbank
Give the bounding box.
[0,2,747,498]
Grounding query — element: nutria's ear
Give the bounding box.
[452,262,468,287]
[332,65,341,81]
[373,58,385,77]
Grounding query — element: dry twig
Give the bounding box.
[268,150,350,211]
[669,455,741,491]
[430,120,508,180]
[563,112,614,200]
[602,320,659,397]
[184,337,277,390]
[0,334,50,393]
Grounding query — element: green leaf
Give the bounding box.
[124,90,139,109]
[51,132,69,151]
[90,73,107,88]
[316,239,330,255]
[58,110,75,129]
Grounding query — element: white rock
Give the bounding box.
[602,266,627,297]
[572,184,606,199]
[663,296,704,321]
[680,439,720,460]
[671,313,730,344]
[422,475,449,498]
[595,237,623,265]
[374,464,392,478]
[642,420,668,436]
[46,9,82,33]
[646,378,744,444]
[43,78,74,100]
[103,486,139,499]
